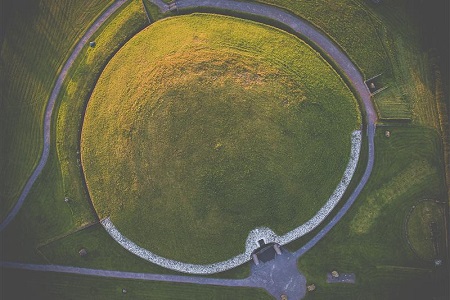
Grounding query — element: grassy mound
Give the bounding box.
[81,14,360,264]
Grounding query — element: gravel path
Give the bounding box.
[0,0,129,232]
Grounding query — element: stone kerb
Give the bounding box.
[101,130,361,274]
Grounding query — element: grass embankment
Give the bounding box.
[56,0,148,230]
[0,0,113,222]
[81,14,360,264]
[143,0,168,22]
[298,126,447,299]
[1,0,148,261]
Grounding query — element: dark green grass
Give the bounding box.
[143,0,168,22]
[1,269,272,300]
[1,1,447,298]
[254,0,388,78]
[56,0,148,229]
[37,223,251,278]
[81,14,360,264]
[368,0,443,127]
[406,200,446,261]
[374,87,412,120]
[0,0,113,222]
[0,0,148,261]
[297,125,448,299]
[1,1,246,281]
[284,126,370,253]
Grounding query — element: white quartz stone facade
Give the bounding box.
[102,130,362,274]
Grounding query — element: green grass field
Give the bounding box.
[81,14,360,264]
[0,0,114,222]
[298,125,447,299]
[1,0,448,299]
[1,0,148,261]
[255,0,388,78]
[2,268,272,300]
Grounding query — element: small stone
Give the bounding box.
[385,130,390,138]
[79,248,87,257]
[64,197,70,203]
[307,284,316,292]
[214,142,223,151]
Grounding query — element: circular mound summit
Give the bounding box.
[81,14,360,264]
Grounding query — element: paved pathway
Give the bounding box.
[149,0,171,13]
[1,246,306,299]
[1,0,378,299]
[0,0,129,232]
[249,249,307,298]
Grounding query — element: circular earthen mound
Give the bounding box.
[81,14,360,264]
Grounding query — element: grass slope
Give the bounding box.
[1,1,447,299]
[0,0,113,222]
[81,14,360,264]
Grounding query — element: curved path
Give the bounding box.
[1,246,307,299]
[2,0,377,299]
[0,0,129,232]
[295,123,375,258]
